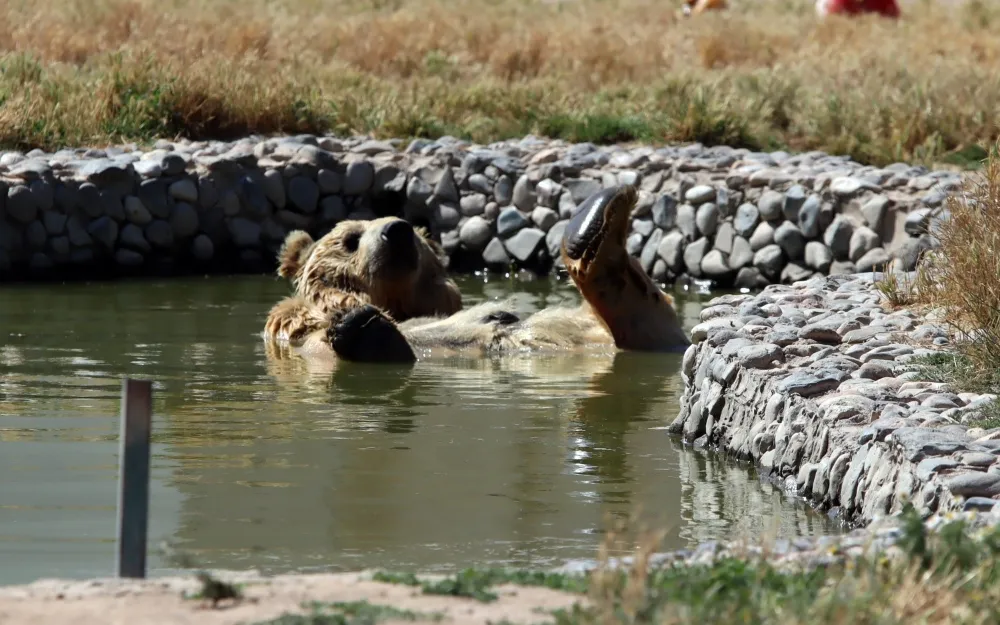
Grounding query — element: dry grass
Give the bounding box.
[0,0,998,165]
[919,142,1000,360]
[245,506,1000,625]
[907,141,1000,394]
[562,505,1000,625]
[892,140,1000,429]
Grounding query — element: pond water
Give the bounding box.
[0,273,840,586]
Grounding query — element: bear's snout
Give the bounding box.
[375,219,419,274]
[380,220,415,247]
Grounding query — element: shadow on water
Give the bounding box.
[0,274,841,584]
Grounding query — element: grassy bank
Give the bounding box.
[880,140,1000,423]
[251,506,1000,625]
[0,0,998,166]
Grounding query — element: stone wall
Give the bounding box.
[670,273,1000,528]
[0,134,961,283]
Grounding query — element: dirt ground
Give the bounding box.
[0,570,589,625]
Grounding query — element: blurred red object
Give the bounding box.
[816,0,901,18]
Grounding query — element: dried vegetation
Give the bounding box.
[0,0,996,165]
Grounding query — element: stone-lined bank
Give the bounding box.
[670,272,1000,528]
[0,134,961,283]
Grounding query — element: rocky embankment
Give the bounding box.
[0,134,959,283]
[671,272,1000,527]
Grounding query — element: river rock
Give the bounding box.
[345,161,375,195]
[460,194,487,217]
[658,231,685,270]
[783,185,807,221]
[531,206,559,232]
[749,222,775,251]
[168,178,198,204]
[753,244,784,279]
[170,202,199,238]
[728,236,754,270]
[677,204,697,239]
[87,216,118,249]
[798,194,822,238]
[862,195,890,232]
[229,217,261,247]
[734,203,759,238]
[640,229,663,273]
[695,202,719,236]
[7,185,37,224]
[774,221,805,260]
[894,236,934,271]
[497,206,529,238]
[701,250,731,278]
[482,237,510,269]
[684,237,710,277]
[824,217,854,260]
[849,226,881,262]
[262,169,286,209]
[652,195,677,229]
[513,175,536,211]
[42,211,67,235]
[757,190,783,221]
[856,247,891,273]
[714,221,735,255]
[459,216,492,251]
[804,241,833,272]
[119,223,151,253]
[191,234,214,261]
[504,227,545,263]
[289,176,320,213]
[686,185,715,205]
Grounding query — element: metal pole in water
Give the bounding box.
[115,377,153,579]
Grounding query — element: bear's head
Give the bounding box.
[276,217,463,321]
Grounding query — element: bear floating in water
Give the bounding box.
[263,185,691,364]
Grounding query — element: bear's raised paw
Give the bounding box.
[326,305,417,364]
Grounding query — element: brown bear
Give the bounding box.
[263,185,691,364]
[263,216,463,348]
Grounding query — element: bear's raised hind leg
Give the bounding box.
[560,185,691,352]
[326,305,417,364]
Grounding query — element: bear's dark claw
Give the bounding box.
[327,305,417,364]
[484,310,520,326]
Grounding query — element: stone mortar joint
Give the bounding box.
[0,134,969,283]
[670,272,1000,529]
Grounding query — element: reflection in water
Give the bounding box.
[0,275,840,585]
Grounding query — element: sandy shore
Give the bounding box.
[0,570,588,625]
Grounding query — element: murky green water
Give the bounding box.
[0,274,839,585]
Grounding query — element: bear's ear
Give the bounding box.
[277,230,316,280]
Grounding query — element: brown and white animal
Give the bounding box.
[263,185,691,364]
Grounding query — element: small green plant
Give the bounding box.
[552,507,1000,625]
[904,352,1000,428]
[420,569,502,603]
[255,600,440,625]
[371,570,421,586]
[873,269,916,308]
[371,568,589,603]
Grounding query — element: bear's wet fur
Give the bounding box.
[264,216,463,346]
[263,185,690,363]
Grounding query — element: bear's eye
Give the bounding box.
[343,232,361,253]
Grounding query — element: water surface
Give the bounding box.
[0,273,839,585]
